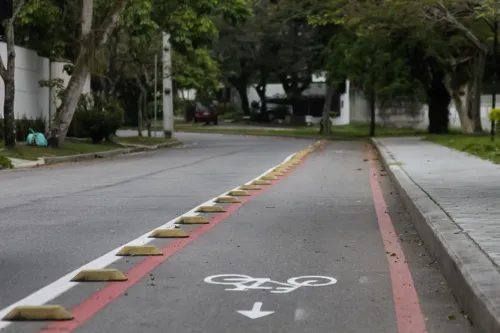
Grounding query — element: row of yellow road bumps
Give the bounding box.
[2,139,327,322]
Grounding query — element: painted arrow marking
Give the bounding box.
[237,302,275,319]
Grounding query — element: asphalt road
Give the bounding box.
[0,134,473,333]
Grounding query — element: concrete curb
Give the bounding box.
[39,141,183,166]
[372,138,500,333]
[174,130,361,141]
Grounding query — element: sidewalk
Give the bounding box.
[374,137,500,333]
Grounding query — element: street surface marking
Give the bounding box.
[204,274,337,294]
[367,145,428,333]
[237,302,274,319]
[0,147,311,330]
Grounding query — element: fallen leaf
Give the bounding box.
[448,315,456,320]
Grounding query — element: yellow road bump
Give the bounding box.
[71,269,127,282]
[176,216,209,224]
[116,245,163,256]
[150,228,190,237]
[215,196,241,203]
[252,180,272,185]
[267,172,284,177]
[240,184,262,190]
[3,305,73,321]
[227,190,250,196]
[196,205,226,213]
[261,175,278,180]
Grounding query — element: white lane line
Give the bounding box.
[0,150,302,329]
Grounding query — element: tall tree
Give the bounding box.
[46,0,129,146]
[268,0,325,120]
[308,0,468,133]
[212,0,263,115]
[44,0,250,145]
[418,0,500,133]
[0,0,27,147]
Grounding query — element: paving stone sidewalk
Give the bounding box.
[377,137,500,261]
[374,137,500,333]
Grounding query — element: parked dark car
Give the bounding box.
[194,102,218,125]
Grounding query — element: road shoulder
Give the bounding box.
[4,139,184,170]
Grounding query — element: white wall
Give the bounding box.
[245,83,329,104]
[0,42,90,121]
[178,89,196,100]
[230,81,350,122]
[350,90,500,131]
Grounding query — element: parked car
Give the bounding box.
[194,102,218,125]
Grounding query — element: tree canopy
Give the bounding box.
[2,0,500,147]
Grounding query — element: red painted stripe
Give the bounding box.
[367,145,428,333]
[39,149,316,333]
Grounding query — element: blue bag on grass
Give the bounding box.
[26,128,48,147]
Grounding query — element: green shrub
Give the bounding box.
[70,93,124,144]
[147,99,163,119]
[270,105,290,119]
[214,102,239,115]
[215,103,243,120]
[16,116,46,141]
[173,98,189,116]
[0,156,13,169]
[0,116,46,142]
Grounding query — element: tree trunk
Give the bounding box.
[427,77,450,134]
[255,84,268,121]
[235,84,250,115]
[48,0,128,146]
[137,92,144,137]
[320,84,334,134]
[290,98,305,126]
[369,90,376,136]
[0,21,16,147]
[450,83,473,133]
[256,66,269,121]
[48,60,89,147]
[425,58,450,134]
[144,90,151,137]
[471,51,486,133]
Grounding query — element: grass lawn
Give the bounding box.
[426,134,500,164]
[117,136,179,146]
[174,122,426,138]
[0,141,122,161]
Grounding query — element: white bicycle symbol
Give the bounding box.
[204,274,337,294]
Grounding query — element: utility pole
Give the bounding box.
[491,20,498,142]
[162,32,174,139]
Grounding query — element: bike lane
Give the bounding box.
[6,141,472,333]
